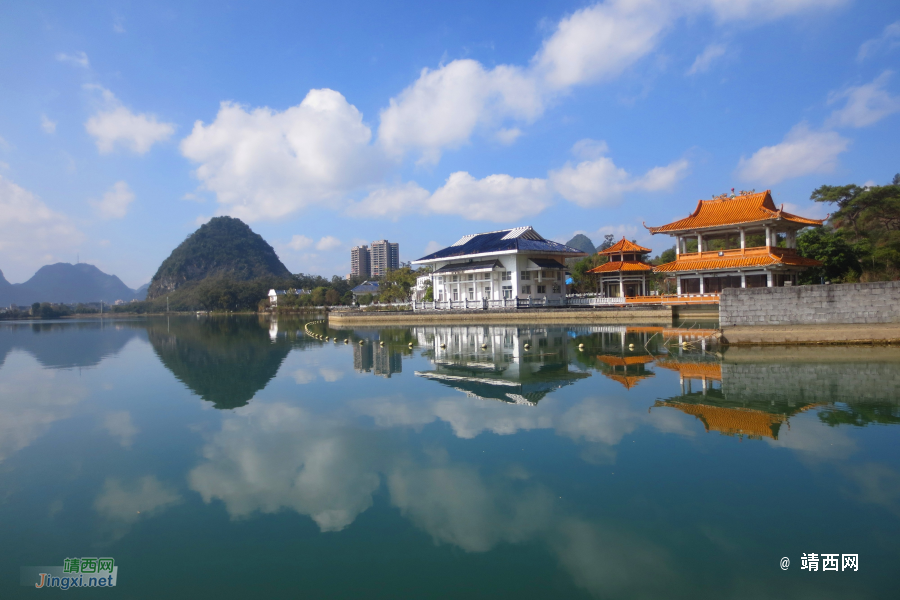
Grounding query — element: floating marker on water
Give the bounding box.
[344,339,349,344]
[359,340,364,345]
[380,341,384,346]
[481,343,487,349]
[578,343,584,351]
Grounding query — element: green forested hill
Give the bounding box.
[147,216,291,300]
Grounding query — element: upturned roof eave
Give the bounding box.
[412,247,587,264]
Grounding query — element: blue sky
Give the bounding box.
[0,0,898,287]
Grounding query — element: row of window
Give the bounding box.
[435,283,560,300]
[435,270,563,284]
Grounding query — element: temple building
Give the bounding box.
[595,354,655,389]
[586,237,653,298]
[645,190,824,294]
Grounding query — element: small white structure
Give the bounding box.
[268,289,308,307]
[411,226,586,304]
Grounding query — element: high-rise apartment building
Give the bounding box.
[370,240,399,277]
[350,245,371,278]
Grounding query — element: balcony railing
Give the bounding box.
[675,246,798,261]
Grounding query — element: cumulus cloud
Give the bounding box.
[827,71,900,128]
[378,59,543,163]
[351,172,552,223]
[287,235,313,250]
[89,181,134,219]
[101,411,138,448]
[533,0,674,89]
[702,0,847,22]
[84,85,175,154]
[0,175,84,279]
[40,115,56,134]
[550,142,689,207]
[94,475,182,534]
[687,43,727,75]
[857,20,900,61]
[737,123,850,185]
[55,51,89,68]
[315,236,342,251]
[181,89,382,221]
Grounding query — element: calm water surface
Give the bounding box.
[1,316,899,599]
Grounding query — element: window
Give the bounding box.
[537,285,546,294]
[501,271,512,281]
[467,274,474,281]
[437,290,444,301]
[552,285,561,294]
[437,276,443,284]
[451,275,458,282]
[522,285,531,294]
[483,273,491,280]
[468,287,475,300]
[521,271,531,280]
[502,285,513,299]
[557,272,561,280]
[484,286,491,298]
[453,288,459,300]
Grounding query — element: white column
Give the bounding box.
[740,272,746,288]
[767,271,773,287]
[697,233,703,252]
[675,236,680,257]
[740,228,746,249]
[699,276,705,294]
[676,276,682,295]
[618,272,624,298]
[765,226,771,247]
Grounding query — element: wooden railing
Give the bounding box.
[676,246,798,261]
[625,294,720,305]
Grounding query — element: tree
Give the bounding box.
[358,293,373,305]
[311,287,327,306]
[379,266,418,302]
[797,227,859,283]
[325,289,340,305]
[31,302,40,315]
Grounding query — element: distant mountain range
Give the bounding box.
[0,263,147,306]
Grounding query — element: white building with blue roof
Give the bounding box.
[412,226,587,304]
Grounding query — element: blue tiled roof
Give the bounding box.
[351,281,380,294]
[413,227,586,262]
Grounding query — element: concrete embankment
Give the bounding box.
[719,281,900,345]
[328,305,672,326]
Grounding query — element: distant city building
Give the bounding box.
[351,245,371,278]
[370,240,399,277]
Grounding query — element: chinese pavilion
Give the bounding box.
[587,237,653,298]
[645,190,824,294]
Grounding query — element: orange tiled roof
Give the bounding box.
[655,361,722,380]
[588,261,653,274]
[604,373,652,389]
[645,191,825,233]
[658,402,785,439]
[653,249,821,273]
[597,355,654,367]
[598,237,651,255]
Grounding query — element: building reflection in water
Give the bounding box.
[653,359,820,440]
[353,343,403,378]
[412,325,590,405]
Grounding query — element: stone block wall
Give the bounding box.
[720,281,900,327]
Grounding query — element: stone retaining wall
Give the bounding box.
[328,305,672,325]
[720,281,900,327]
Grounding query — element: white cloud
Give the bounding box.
[55,51,89,68]
[570,139,609,160]
[347,182,430,219]
[550,142,689,208]
[0,175,84,280]
[315,236,342,251]
[687,43,726,75]
[40,115,56,134]
[181,89,382,221]
[287,235,313,251]
[857,20,900,61]
[533,0,673,89]
[94,475,182,524]
[101,411,138,448]
[423,240,441,255]
[737,123,850,185]
[430,172,552,222]
[827,71,900,128]
[84,86,175,154]
[378,59,542,163]
[89,181,134,219]
[495,127,523,145]
[702,0,847,22]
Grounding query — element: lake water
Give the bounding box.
[2,316,899,598]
